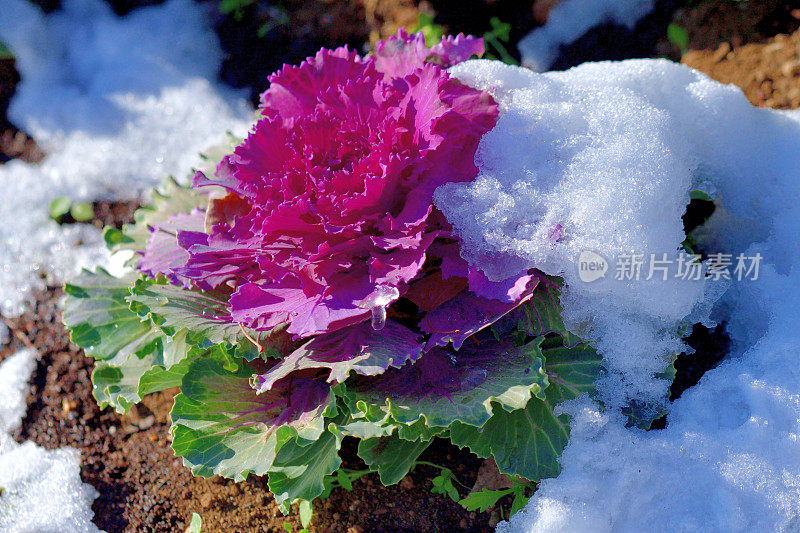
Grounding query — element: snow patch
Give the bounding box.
[0,349,37,433]
[0,0,253,316]
[0,350,102,532]
[442,59,722,410]
[439,59,800,531]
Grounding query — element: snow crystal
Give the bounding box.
[0,349,37,433]
[517,0,655,71]
[0,444,102,533]
[0,350,102,532]
[0,0,253,316]
[441,60,800,531]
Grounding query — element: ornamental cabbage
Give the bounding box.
[64,31,601,513]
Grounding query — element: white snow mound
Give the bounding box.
[437,59,800,531]
[0,0,253,316]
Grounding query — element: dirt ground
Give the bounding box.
[2,0,800,531]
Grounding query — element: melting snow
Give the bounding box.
[0,0,253,316]
[439,59,800,531]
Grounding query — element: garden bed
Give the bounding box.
[2,1,800,531]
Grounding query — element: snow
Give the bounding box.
[517,0,656,71]
[0,349,103,532]
[439,59,800,531]
[442,59,718,411]
[0,349,37,433]
[0,0,253,316]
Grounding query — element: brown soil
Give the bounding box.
[682,21,800,109]
[363,0,425,43]
[669,0,800,53]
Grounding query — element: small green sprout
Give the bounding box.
[483,17,519,66]
[0,42,14,61]
[70,202,95,222]
[459,479,536,517]
[49,197,95,223]
[667,23,689,55]
[218,0,254,20]
[298,499,313,529]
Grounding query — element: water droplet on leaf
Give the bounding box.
[371,305,386,330]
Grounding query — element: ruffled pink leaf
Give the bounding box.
[139,209,206,288]
[423,281,537,350]
[230,276,371,338]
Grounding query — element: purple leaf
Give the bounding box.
[253,320,425,393]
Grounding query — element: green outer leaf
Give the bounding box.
[344,338,548,429]
[622,400,668,430]
[128,279,235,342]
[63,269,161,362]
[357,434,430,485]
[449,342,602,481]
[127,279,285,360]
[331,412,395,440]
[92,350,191,414]
[541,342,603,403]
[517,280,583,347]
[63,269,197,413]
[395,417,448,442]
[268,429,342,509]
[197,132,243,177]
[90,329,212,414]
[170,359,335,482]
[449,388,570,481]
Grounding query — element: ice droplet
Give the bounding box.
[355,285,399,331]
[371,305,387,331]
